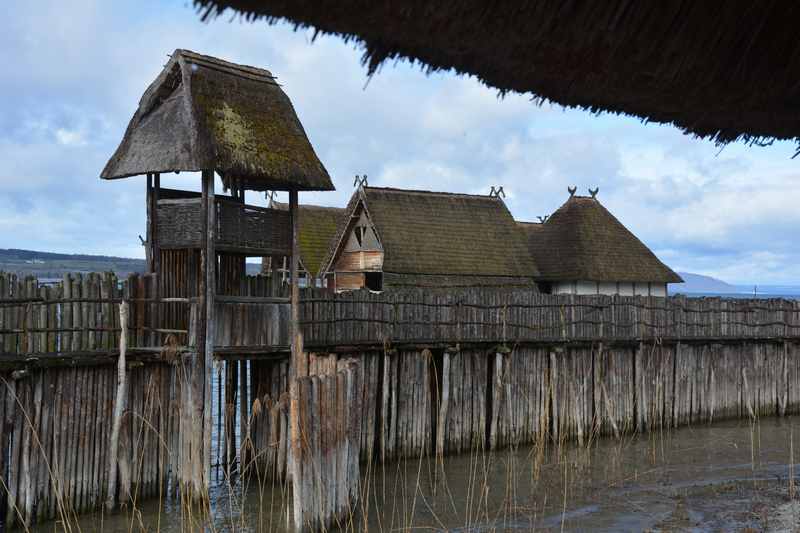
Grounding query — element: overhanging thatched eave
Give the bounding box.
[194,1,800,146]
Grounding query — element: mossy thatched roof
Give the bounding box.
[324,186,539,279]
[194,2,800,146]
[520,196,682,284]
[271,201,344,276]
[102,49,333,191]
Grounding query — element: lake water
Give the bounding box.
[38,416,800,532]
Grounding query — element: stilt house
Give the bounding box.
[519,190,682,296]
[321,186,539,291]
[100,48,335,499]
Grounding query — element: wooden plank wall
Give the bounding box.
[211,302,291,350]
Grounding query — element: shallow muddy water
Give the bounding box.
[35,416,800,532]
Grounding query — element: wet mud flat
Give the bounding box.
[33,417,800,532]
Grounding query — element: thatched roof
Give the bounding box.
[520,196,682,284]
[195,2,800,146]
[271,201,345,276]
[324,186,539,278]
[102,49,334,191]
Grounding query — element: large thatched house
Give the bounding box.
[321,187,539,291]
[519,193,682,296]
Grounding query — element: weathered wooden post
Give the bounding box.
[289,189,307,531]
[202,169,215,496]
[106,301,128,510]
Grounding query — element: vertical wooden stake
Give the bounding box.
[106,301,128,511]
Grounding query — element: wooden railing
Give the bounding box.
[157,197,290,255]
[0,272,178,358]
[5,274,799,359]
[298,287,800,347]
[0,272,292,360]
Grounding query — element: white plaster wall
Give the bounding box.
[553,281,574,294]
[553,281,667,296]
[618,282,634,296]
[650,283,667,297]
[576,281,598,295]
[598,282,618,295]
[634,282,650,296]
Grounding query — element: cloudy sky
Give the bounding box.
[3,1,800,285]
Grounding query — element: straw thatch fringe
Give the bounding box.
[194,1,800,146]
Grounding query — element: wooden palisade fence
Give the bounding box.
[2,274,800,529]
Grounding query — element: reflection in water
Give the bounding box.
[34,417,800,531]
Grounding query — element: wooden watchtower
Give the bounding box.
[101,49,333,493]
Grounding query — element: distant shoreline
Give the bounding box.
[671,291,800,300]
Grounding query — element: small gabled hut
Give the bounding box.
[322,186,539,291]
[520,192,682,296]
[264,202,345,287]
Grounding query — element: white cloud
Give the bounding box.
[55,128,87,146]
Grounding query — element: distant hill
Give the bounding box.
[673,272,738,294]
[0,248,264,279]
[0,248,146,279]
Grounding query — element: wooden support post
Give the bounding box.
[202,169,215,495]
[106,301,128,510]
[152,173,161,348]
[289,189,306,531]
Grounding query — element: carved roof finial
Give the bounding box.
[354,174,368,188]
[489,186,506,198]
[568,186,577,197]
[589,187,599,198]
